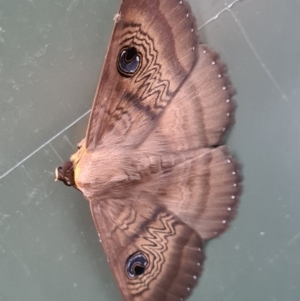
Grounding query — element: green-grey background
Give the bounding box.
[0,0,299,300]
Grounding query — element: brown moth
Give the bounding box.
[55,0,242,300]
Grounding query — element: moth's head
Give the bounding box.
[55,161,76,187]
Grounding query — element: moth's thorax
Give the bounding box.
[71,147,142,200]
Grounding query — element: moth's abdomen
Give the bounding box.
[134,146,242,242]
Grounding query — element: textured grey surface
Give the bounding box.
[1,0,299,300]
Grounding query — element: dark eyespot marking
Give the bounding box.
[125,251,148,279]
[118,47,141,76]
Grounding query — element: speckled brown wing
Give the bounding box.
[90,197,205,301]
[141,45,236,152]
[85,0,199,150]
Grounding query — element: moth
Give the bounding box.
[55,0,242,300]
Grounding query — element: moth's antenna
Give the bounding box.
[70,144,86,170]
